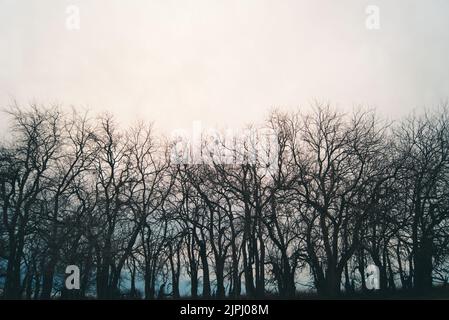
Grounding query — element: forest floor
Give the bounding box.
[276,287,449,300]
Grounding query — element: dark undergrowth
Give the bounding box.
[4,286,449,300]
[122,286,449,300]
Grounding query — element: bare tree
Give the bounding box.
[2,102,449,299]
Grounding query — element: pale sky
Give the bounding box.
[1,0,449,135]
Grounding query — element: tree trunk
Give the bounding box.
[198,240,210,297]
[414,237,433,292]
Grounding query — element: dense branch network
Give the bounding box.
[0,102,448,299]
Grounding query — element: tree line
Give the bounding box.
[0,103,448,299]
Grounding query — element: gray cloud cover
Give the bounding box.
[1,0,449,134]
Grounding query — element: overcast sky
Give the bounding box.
[1,0,449,135]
